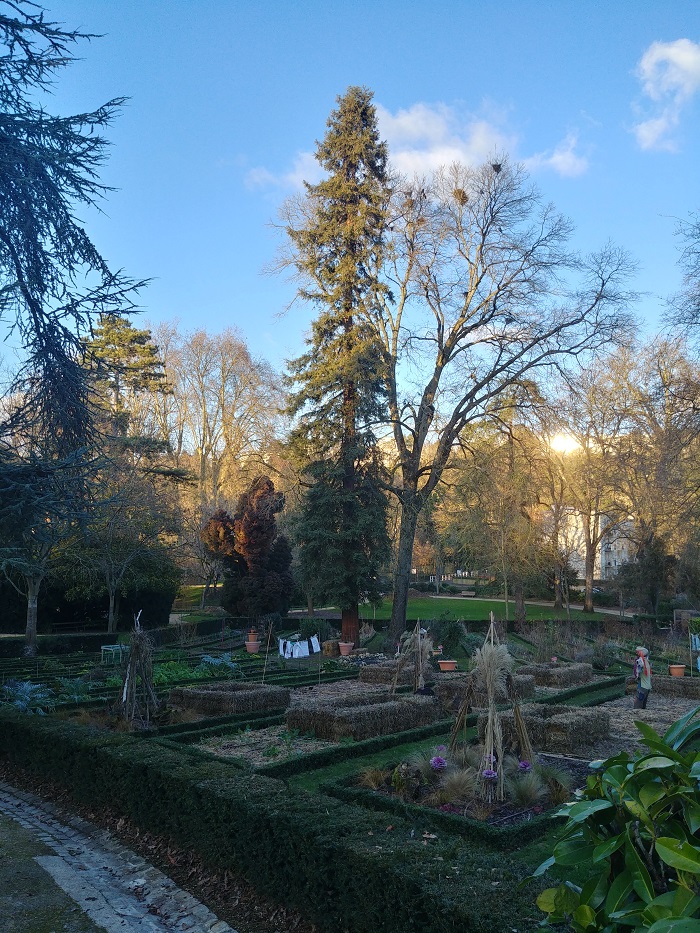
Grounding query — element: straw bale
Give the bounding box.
[479,703,610,754]
[518,662,592,687]
[653,675,700,699]
[359,662,415,685]
[286,695,440,741]
[169,682,290,716]
[434,673,535,713]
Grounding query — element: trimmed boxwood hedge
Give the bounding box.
[0,708,552,933]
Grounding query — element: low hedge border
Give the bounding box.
[0,709,550,933]
[320,775,553,849]
[161,712,286,745]
[257,718,457,778]
[536,674,626,706]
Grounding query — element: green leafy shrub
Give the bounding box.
[1,680,55,714]
[196,653,244,679]
[531,706,700,930]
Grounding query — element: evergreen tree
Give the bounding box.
[85,315,168,436]
[284,86,392,646]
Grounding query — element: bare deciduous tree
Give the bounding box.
[372,159,635,635]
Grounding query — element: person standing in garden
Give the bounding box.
[634,646,652,709]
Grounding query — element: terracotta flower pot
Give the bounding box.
[438,659,458,672]
[245,640,261,654]
[338,642,354,657]
[669,664,686,677]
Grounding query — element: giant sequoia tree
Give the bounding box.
[283,87,391,646]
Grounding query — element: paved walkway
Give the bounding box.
[0,780,236,933]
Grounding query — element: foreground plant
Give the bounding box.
[530,706,700,931]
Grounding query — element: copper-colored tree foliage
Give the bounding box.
[201,477,293,619]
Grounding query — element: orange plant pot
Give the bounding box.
[438,659,458,672]
[245,640,261,654]
[338,642,354,657]
[669,664,686,677]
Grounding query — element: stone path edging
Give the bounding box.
[0,780,236,932]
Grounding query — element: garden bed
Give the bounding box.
[169,682,290,716]
[480,703,610,754]
[287,694,440,741]
[433,672,535,713]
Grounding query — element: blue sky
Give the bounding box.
[37,1,700,370]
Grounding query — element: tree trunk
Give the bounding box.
[341,604,359,646]
[108,586,118,634]
[306,591,315,617]
[583,546,595,613]
[24,574,42,657]
[514,582,526,627]
[553,560,563,611]
[390,500,421,642]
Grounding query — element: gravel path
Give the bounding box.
[0,780,235,933]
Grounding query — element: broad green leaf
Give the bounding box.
[664,707,700,749]
[673,887,700,916]
[640,781,667,809]
[623,797,654,828]
[554,837,597,866]
[681,797,700,834]
[565,799,614,823]
[593,833,625,862]
[604,765,632,790]
[572,903,597,928]
[537,883,580,916]
[625,828,655,904]
[580,870,609,910]
[527,855,555,879]
[647,919,700,932]
[604,869,634,915]
[689,760,700,779]
[635,756,677,771]
[656,838,700,874]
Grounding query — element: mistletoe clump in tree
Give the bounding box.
[283,86,391,646]
[201,476,293,621]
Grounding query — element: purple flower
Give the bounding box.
[430,756,447,771]
[482,768,498,781]
[518,760,532,773]
[436,744,446,753]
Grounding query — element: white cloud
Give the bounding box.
[375,102,515,175]
[633,38,700,150]
[524,133,589,177]
[245,150,322,190]
[247,100,589,190]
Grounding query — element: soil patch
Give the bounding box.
[201,724,337,766]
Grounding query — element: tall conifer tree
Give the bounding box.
[285,87,391,646]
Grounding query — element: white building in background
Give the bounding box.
[549,508,635,582]
[599,518,635,581]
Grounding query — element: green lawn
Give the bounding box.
[360,597,601,623]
